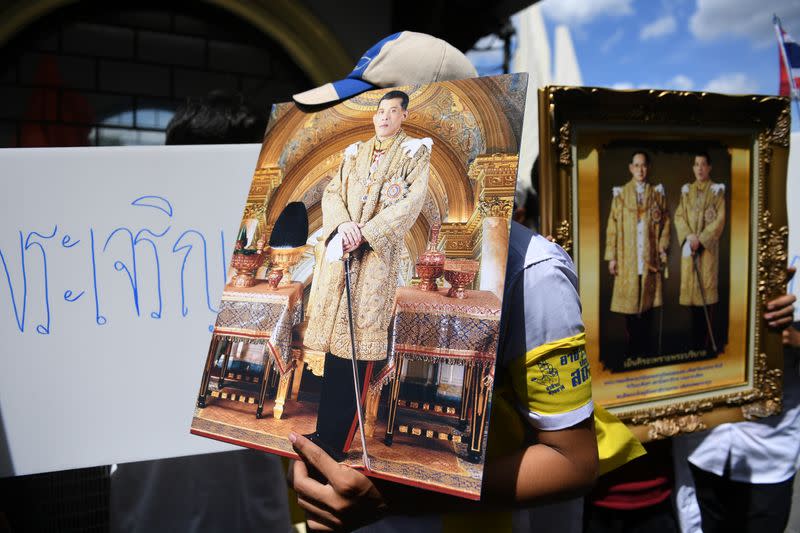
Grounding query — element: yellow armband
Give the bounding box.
[506,332,645,474]
[509,333,593,428]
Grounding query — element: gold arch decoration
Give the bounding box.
[249,75,523,275]
[0,0,351,85]
[258,79,522,229]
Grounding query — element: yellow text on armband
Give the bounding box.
[509,332,592,416]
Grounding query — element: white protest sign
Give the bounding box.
[0,144,260,476]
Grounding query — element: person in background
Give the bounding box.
[673,284,798,533]
[287,30,654,533]
[289,220,607,532]
[582,284,796,533]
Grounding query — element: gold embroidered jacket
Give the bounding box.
[304,130,432,361]
[604,179,670,315]
[673,180,725,306]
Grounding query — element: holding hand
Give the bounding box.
[338,222,365,253]
[608,260,618,276]
[784,326,800,348]
[763,266,796,330]
[288,432,387,532]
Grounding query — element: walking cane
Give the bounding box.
[343,252,372,470]
[693,253,718,353]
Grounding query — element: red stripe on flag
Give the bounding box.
[780,44,791,96]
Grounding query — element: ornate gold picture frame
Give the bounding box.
[538,86,790,441]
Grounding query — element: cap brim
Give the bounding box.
[293,78,376,105]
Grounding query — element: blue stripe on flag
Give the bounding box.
[785,40,800,68]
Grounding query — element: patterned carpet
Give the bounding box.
[191,394,485,498]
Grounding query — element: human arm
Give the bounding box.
[288,248,600,529]
[289,416,598,531]
[320,145,359,244]
[605,191,620,275]
[287,433,389,532]
[481,418,597,504]
[656,185,670,255]
[674,185,694,249]
[698,185,725,249]
[494,256,599,501]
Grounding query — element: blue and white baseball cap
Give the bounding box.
[293,31,478,105]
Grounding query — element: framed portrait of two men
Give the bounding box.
[538,86,791,441]
[190,73,528,499]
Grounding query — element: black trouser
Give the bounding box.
[584,498,678,533]
[625,309,655,357]
[314,352,374,455]
[690,463,794,533]
[689,304,716,354]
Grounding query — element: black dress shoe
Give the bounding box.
[302,432,347,462]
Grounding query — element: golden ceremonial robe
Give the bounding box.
[305,131,431,361]
[673,180,725,306]
[604,179,670,314]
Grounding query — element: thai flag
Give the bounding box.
[775,16,800,99]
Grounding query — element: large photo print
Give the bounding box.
[588,137,750,411]
[191,73,527,498]
[599,145,732,375]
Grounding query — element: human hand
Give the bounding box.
[784,326,800,348]
[288,432,388,532]
[342,223,365,253]
[338,222,363,251]
[764,266,796,330]
[658,245,667,264]
[608,260,618,276]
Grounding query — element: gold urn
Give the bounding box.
[443,259,479,299]
[230,239,267,288]
[266,244,312,287]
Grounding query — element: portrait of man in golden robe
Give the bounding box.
[604,150,670,366]
[303,89,433,458]
[674,151,726,355]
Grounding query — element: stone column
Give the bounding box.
[480,216,509,299]
[470,153,518,299]
[246,165,282,278]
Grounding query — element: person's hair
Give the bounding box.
[378,90,410,110]
[630,150,650,165]
[692,151,712,165]
[165,90,267,145]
